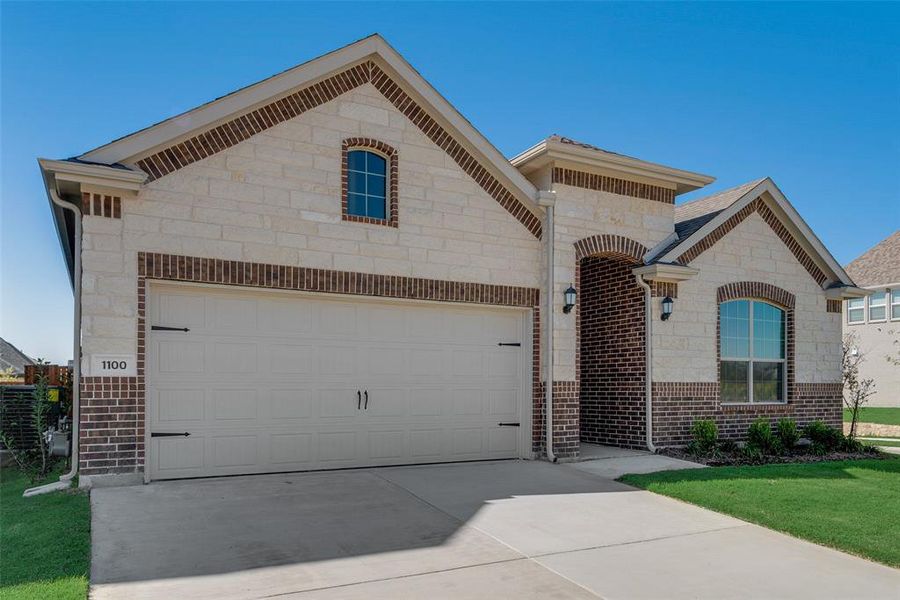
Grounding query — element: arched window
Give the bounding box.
[346,149,387,220]
[720,299,786,403]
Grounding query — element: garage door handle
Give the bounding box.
[151,432,191,437]
[151,325,190,332]
[357,390,361,410]
[498,422,520,427]
[364,390,369,410]
[498,342,520,347]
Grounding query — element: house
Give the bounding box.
[0,337,34,378]
[38,35,864,486]
[844,231,900,407]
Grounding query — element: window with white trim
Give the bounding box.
[891,289,900,320]
[847,297,865,324]
[720,299,786,403]
[869,291,887,321]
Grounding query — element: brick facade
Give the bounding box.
[651,381,842,446]
[81,192,121,218]
[79,376,143,475]
[578,255,647,449]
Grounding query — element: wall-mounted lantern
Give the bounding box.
[661,296,674,321]
[563,285,577,314]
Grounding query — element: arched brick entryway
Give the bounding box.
[575,235,649,448]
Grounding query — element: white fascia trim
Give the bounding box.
[659,178,854,287]
[825,286,870,299]
[511,138,715,194]
[632,263,700,283]
[77,35,539,210]
[38,158,147,192]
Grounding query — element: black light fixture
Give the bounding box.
[563,285,577,314]
[661,296,674,321]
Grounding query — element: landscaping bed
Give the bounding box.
[660,445,881,467]
[0,468,90,600]
[621,457,900,567]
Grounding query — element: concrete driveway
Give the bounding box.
[90,459,899,599]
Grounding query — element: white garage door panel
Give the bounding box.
[148,285,527,480]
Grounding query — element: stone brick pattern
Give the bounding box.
[652,381,841,446]
[579,256,647,448]
[654,210,841,385]
[81,192,121,218]
[134,60,541,238]
[79,376,143,475]
[552,167,675,204]
[676,197,827,286]
[341,138,398,227]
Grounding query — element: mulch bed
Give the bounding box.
[660,445,884,467]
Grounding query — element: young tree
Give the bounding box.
[842,332,876,439]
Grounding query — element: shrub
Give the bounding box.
[803,420,843,453]
[776,418,800,450]
[687,419,718,455]
[746,418,782,455]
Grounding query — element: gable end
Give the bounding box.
[676,197,828,286]
[133,60,542,238]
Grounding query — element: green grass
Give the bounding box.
[844,407,900,426]
[621,458,900,567]
[0,467,90,600]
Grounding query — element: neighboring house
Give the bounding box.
[37,35,863,486]
[0,337,34,377]
[844,231,900,407]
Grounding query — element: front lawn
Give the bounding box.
[621,458,900,567]
[0,468,90,600]
[844,407,900,426]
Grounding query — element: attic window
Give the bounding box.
[341,139,398,227]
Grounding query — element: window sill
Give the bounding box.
[342,213,397,228]
[720,402,789,411]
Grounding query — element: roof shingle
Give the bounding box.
[845,231,900,287]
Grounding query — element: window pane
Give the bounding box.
[720,361,749,403]
[366,152,387,174]
[848,308,865,323]
[892,290,900,304]
[870,292,886,320]
[893,304,900,320]
[848,298,864,310]
[753,301,785,359]
[366,195,386,219]
[367,173,386,199]
[348,171,366,196]
[720,300,750,358]
[347,193,366,217]
[348,150,366,172]
[753,362,784,402]
[870,291,886,306]
[870,306,886,321]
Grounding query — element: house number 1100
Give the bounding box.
[101,360,127,370]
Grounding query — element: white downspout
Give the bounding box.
[537,191,556,462]
[24,188,82,497]
[634,274,656,453]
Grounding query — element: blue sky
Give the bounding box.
[1,2,898,364]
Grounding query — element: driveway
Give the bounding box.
[90,458,899,599]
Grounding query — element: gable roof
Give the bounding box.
[845,230,900,287]
[0,337,34,375]
[74,34,542,237]
[648,177,855,289]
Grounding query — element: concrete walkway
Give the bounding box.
[90,456,899,599]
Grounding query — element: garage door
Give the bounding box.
[147,284,528,480]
